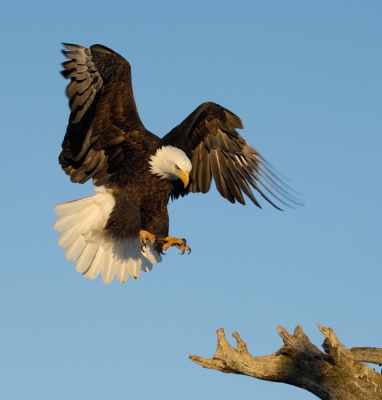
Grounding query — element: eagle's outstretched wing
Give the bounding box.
[162,102,299,209]
[59,43,157,186]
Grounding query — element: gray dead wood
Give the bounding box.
[189,323,382,400]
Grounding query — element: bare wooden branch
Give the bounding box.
[190,323,382,400]
[350,347,382,366]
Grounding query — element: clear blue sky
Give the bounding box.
[1,1,381,399]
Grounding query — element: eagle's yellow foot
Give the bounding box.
[162,236,191,255]
[139,230,156,249]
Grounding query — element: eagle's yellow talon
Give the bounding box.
[162,236,191,255]
[140,230,156,249]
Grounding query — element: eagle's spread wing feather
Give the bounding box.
[163,102,298,209]
[59,43,152,186]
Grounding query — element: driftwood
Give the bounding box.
[189,323,382,399]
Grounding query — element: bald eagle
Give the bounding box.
[54,43,297,284]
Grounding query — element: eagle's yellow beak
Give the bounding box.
[176,170,189,188]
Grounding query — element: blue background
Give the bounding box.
[1,1,381,399]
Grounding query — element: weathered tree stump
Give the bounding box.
[190,323,382,399]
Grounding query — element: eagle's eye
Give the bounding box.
[174,164,180,171]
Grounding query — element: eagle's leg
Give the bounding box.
[160,237,191,255]
[139,230,156,250]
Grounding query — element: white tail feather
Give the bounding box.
[54,187,162,284]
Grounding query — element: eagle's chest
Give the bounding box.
[138,172,173,204]
[105,170,174,240]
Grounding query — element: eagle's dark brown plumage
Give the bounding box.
[54,43,297,284]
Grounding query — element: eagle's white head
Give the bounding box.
[149,146,192,188]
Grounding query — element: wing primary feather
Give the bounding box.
[224,153,247,205]
[66,76,93,98]
[241,168,284,210]
[69,85,95,114]
[256,169,302,207]
[83,150,101,174]
[197,146,212,193]
[258,157,303,200]
[216,150,242,204]
[210,149,235,203]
